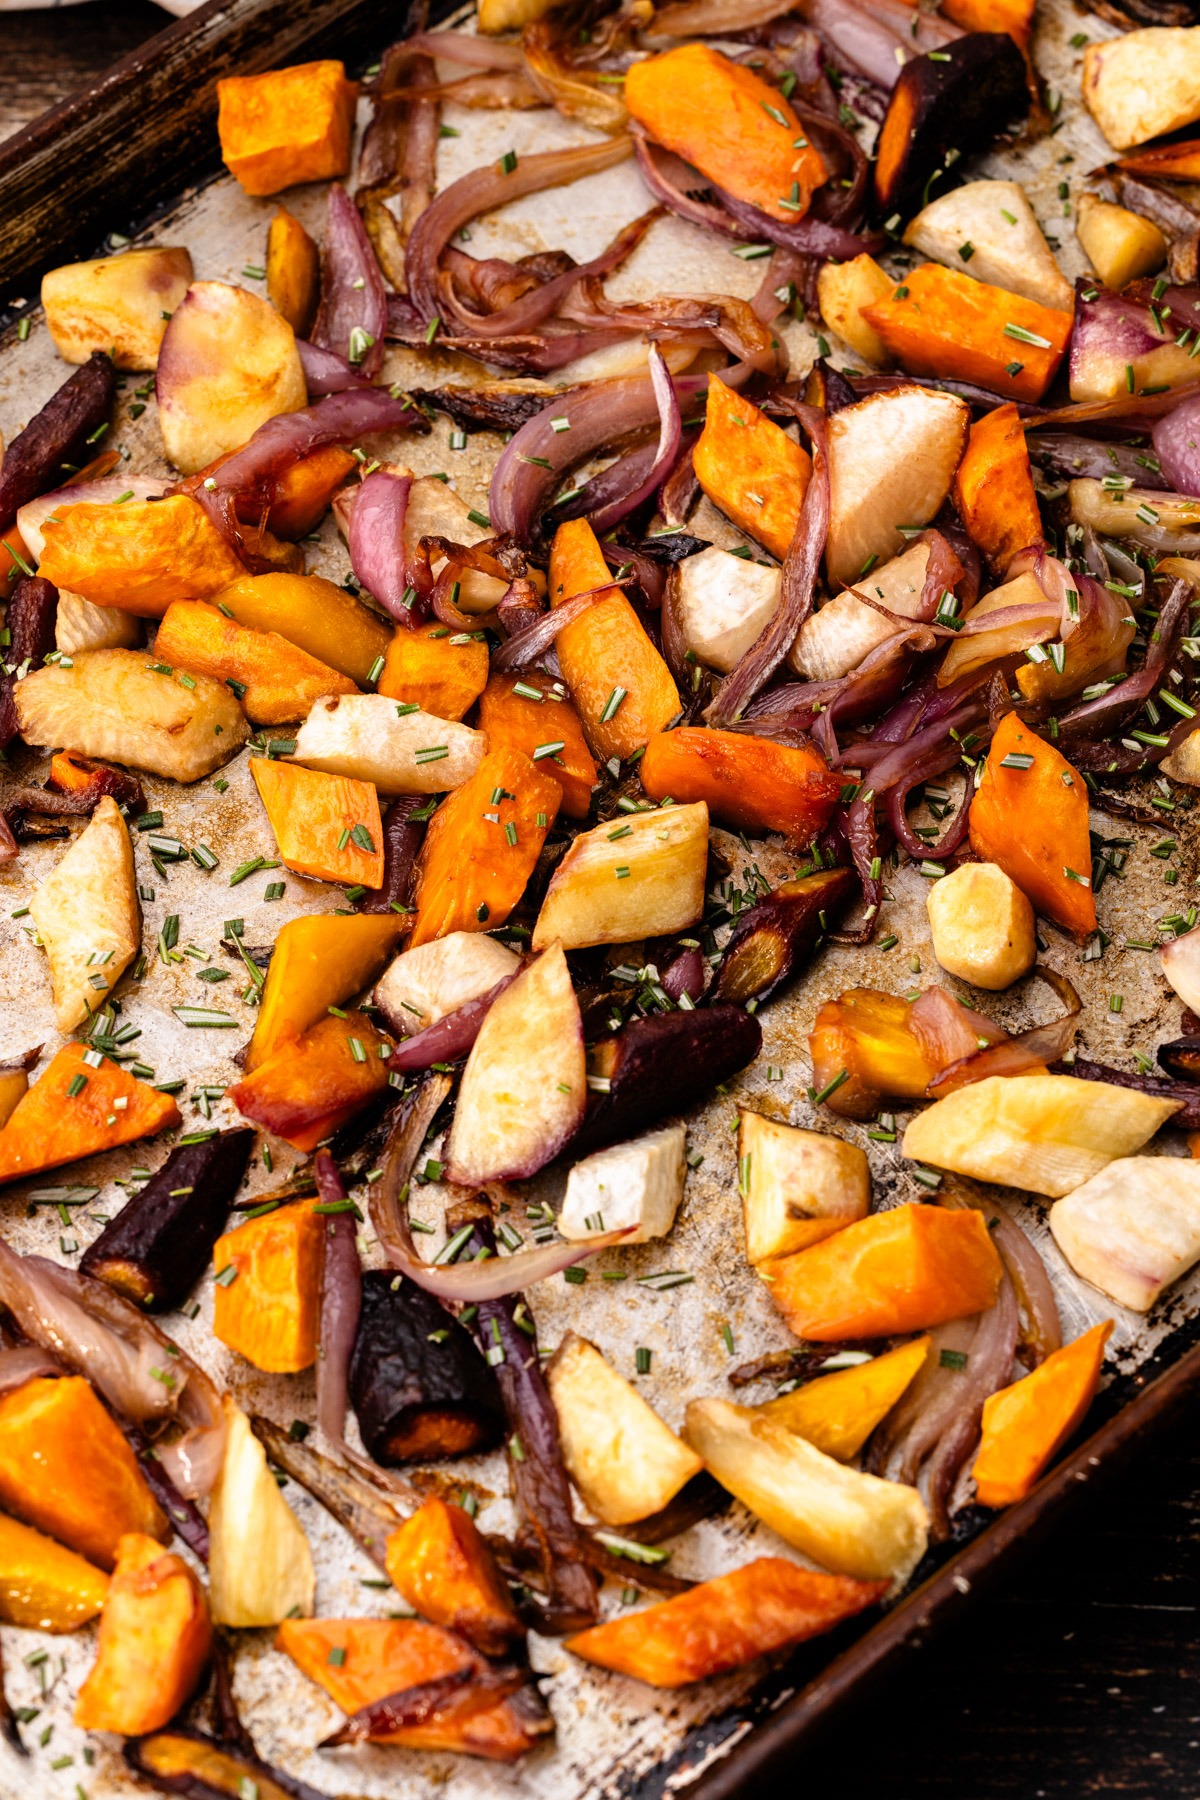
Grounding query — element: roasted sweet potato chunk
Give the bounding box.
[74,1533,211,1735]
[218,60,358,196]
[385,1499,522,1657]
[251,757,384,887]
[972,1320,1112,1507]
[0,1512,109,1634]
[213,570,388,685]
[862,264,1071,404]
[0,1045,180,1186]
[477,671,597,818]
[37,495,244,617]
[155,600,356,725]
[267,205,321,337]
[246,912,406,1072]
[969,713,1096,937]
[640,726,840,846]
[693,376,810,559]
[378,619,491,721]
[232,1008,392,1151]
[807,987,1003,1120]
[952,403,1044,575]
[212,1199,324,1373]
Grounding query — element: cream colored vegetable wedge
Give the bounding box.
[532,801,708,951]
[156,280,306,474]
[1049,1158,1200,1312]
[816,253,893,367]
[789,540,932,681]
[559,1123,687,1243]
[902,1074,1180,1198]
[41,247,194,371]
[1083,26,1200,150]
[738,1111,869,1265]
[904,181,1073,313]
[374,931,519,1036]
[208,1404,314,1627]
[55,595,142,656]
[1075,195,1167,290]
[826,388,970,587]
[30,796,140,1033]
[292,694,486,795]
[926,862,1036,991]
[547,1332,702,1526]
[684,1397,928,1585]
[673,547,781,673]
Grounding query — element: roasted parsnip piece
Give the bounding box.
[30,795,139,1031]
[816,253,894,367]
[156,280,306,474]
[0,1513,109,1635]
[826,387,970,586]
[926,861,1036,991]
[1162,923,1200,1015]
[738,1112,870,1265]
[1049,1158,1200,1311]
[292,694,486,794]
[42,247,194,371]
[673,546,781,674]
[1076,194,1167,289]
[374,931,520,1037]
[1082,27,1200,151]
[531,802,708,951]
[208,1403,314,1627]
[558,1123,687,1243]
[904,181,1073,312]
[791,540,934,680]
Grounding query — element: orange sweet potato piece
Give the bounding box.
[692,375,811,558]
[566,1557,884,1686]
[549,519,680,761]
[862,265,1072,405]
[378,620,490,722]
[155,600,357,725]
[952,403,1044,575]
[231,1008,392,1152]
[211,570,389,685]
[940,0,1034,43]
[267,205,321,339]
[74,1532,211,1735]
[410,746,561,947]
[767,1203,1004,1340]
[972,1319,1113,1507]
[477,671,597,818]
[0,1377,167,1569]
[808,989,945,1121]
[1117,139,1200,182]
[624,45,827,224]
[0,1512,109,1633]
[277,1616,542,1760]
[385,1498,523,1658]
[245,912,407,1072]
[640,726,840,846]
[0,1044,181,1187]
[212,1199,324,1373]
[37,494,245,618]
[969,712,1096,938]
[251,757,384,887]
[218,61,358,197]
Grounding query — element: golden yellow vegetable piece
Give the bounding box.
[41,247,193,371]
[0,1512,109,1633]
[267,206,320,336]
[246,913,407,1073]
[156,281,307,475]
[756,1337,931,1461]
[214,572,390,686]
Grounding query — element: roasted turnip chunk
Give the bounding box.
[292,695,486,795]
[208,1403,314,1627]
[445,944,585,1183]
[42,248,193,372]
[55,594,142,655]
[558,1122,687,1244]
[926,861,1036,991]
[156,280,306,475]
[738,1112,869,1265]
[374,931,520,1037]
[674,547,780,674]
[1161,924,1200,1014]
[685,1398,928,1585]
[902,1074,1180,1198]
[531,801,708,952]
[1049,1157,1200,1312]
[1075,195,1166,291]
[1083,27,1200,151]
[789,541,931,681]
[547,1332,702,1526]
[30,795,139,1032]
[826,388,969,588]
[816,254,893,368]
[904,181,1073,313]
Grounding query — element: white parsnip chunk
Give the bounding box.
[30,796,140,1033]
[559,1123,687,1244]
[926,862,1036,991]
[789,541,931,680]
[738,1112,869,1264]
[1083,27,1200,150]
[674,547,780,674]
[532,802,708,951]
[42,247,193,371]
[905,181,1073,313]
[1050,1157,1200,1312]
[374,931,520,1035]
[826,388,970,587]
[292,695,485,794]
[209,1404,314,1626]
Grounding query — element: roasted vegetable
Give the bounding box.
[1076,194,1167,289]
[47,749,146,811]
[905,182,1073,313]
[267,204,321,336]
[379,618,492,721]
[926,861,1036,991]
[0,1376,167,1568]
[566,1557,885,1687]
[349,1269,505,1463]
[715,866,857,1006]
[1117,138,1200,181]
[218,60,358,195]
[941,0,1033,41]
[573,1007,762,1156]
[532,800,708,950]
[157,281,307,475]
[0,353,116,536]
[558,1123,687,1243]
[292,693,485,793]
[38,495,244,616]
[972,1320,1112,1507]
[477,671,597,818]
[640,729,839,847]
[767,1203,1004,1340]
[0,1513,109,1634]
[29,794,139,1031]
[214,571,388,685]
[673,546,782,675]
[807,986,1000,1121]
[0,1050,36,1134]
[825,387,970,587]
[126,1728,336,1800]
[0,575,58,749]
[1049,1158,1200,1310]
[738,1113,870,1265]
[547,1332,702,1526]
[862,265,1072,405]
[42,247,193,371]
[758,1337,932,1462]
[1082,27,1200,151]
[0,1044,180,1186]
[384,1498,522,1657]
[374,930,519,1037]
[245,912,406,1072]
[952,403,1045,576]
[692,376,811,560]
[55,590,143,655]
[208,1401,314,1627]
[903,1074,1180,1197]
[155,601,355,725]
[80,1126,254,1311]
[873,34,1029,214]
[685,1398,928,1583]
[817,255,894,368]
[969,714,1096,938]
[446,945,585,1183]
[232,1008,393,1151]
[74,1533,211,1735]
[793,540,937,681]
[212,1199,324,1373]
[251,756,384,887]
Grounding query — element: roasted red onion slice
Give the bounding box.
[589,344,681,533]
[297,339,371,395]
[348,466,421,622]
[910,986,1007,1069]
[927,969,1083,1096]
[388,971,519,1071]
[1058,577,1191,740]
[312,184,388,381]
[314,1152,362,1455]
[443,207,660,340]
[402,30,526,69]
[1153,389,1200,495]
[320,1666,530,1749]
[358,43,440,287]
[1030,432,1171,489]
[0,1344,65,1394]
[490,579,634,669]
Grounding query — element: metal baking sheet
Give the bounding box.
[0,3,1197,1795]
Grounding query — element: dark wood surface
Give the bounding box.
[3,11,1199,1798]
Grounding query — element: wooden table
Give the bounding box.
[2,9,1198,1797]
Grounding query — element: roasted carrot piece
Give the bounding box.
[217,61,358,197]
[861,265,1072,404]
[212,1199,324,1373]
[692,376,811,559]
[972,1320,1113,1507]
[251,757,384,887]
[0,1045,180,1186]
[952,403,1044,576]
[409,746,561,947]
[767,1204,1004,1340]
[266,206,322,339]
[231,1008,393,1151]
[640,726,840,846]
[969,713,1096,938]
[245,913,407,1072]
[940,0,1034,43]
[549,518,679,761]
[277,1617,541,1760]
[566,1557,884,1687]
[0,1377,168,1570]
[1117,138,1200,182]
[477,671,597,819]
[757,1336,932,1461]
[155,601,357,725]
[624,46,827,223]
[385,1498,523,1657]
[74,1533,211,1735]
[37,495,245,618]
[0,1513,109,1634]
[378,619,491,721]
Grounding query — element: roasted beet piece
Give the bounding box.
[349,1269,505,1464]
[0,353,116,532]
[80,1127,254,1312]
[873,35,1029,215]
[0,577,57,749]
[571,1005,762,1156]
[714,867,858,1006]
